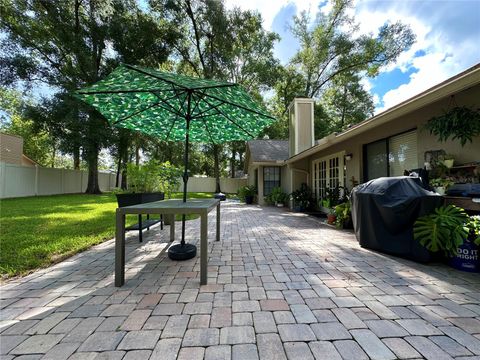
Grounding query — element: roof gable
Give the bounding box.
[247,140,289,162]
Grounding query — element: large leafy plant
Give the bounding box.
[334,201,352,229]
[238,185,256,202]
[426,106,480,147]
[265,187,288,205]
[291,183,313,209]
[414,205,469,256]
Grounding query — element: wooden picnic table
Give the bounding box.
[115,198,221,287]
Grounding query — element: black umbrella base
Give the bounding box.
[168,243,197,261]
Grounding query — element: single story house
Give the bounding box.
[245,63,480,206]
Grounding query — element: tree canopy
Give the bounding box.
[0,0,416,190]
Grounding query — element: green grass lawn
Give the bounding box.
[0,192,219,278]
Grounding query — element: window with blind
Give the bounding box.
[389,130,418,176]
[263,167,281,196]
[364,129,418,181]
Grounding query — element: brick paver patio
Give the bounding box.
[1,202,480,359]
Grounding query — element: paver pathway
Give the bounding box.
[1,202,479,359]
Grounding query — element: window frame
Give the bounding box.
[312,151,345,201]
[363,128,417,181]
[263,166,281,196]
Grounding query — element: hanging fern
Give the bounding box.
[425,106,480,147]
[414,205,469,256]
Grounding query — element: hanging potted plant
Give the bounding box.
[425,104,480,147]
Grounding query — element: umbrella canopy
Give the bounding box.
[76,64,276,259]
[76,64,276,142]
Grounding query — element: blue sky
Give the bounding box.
[226,0,480,113]
[16,0,480,113]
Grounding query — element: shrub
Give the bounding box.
[126,160,182,196]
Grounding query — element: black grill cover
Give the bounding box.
[351,176,443,262]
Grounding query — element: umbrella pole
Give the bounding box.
[169,91,196,261]
[181,116,190,246]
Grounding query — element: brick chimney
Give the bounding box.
[288,97,315,156]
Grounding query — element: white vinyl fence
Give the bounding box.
[175,177,247,194]
[0,162,117,199]
[0,162,247,199]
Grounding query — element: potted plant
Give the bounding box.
[450,215,480,272]
[414,205,480,272]
[334,201,352,229]
[276,192,289,207]
[266,187,288,207]
[430,177,454,195]
[116,161,165,207]
[426,105,480,147]
[238,185,256,204]
[440,154,455,168]
[290,183,312,212]
[327,208,336,225]
[320,186,342,214]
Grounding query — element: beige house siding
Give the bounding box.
[292,82,480,186]
[0,133,23,165]
[21,155,37,167]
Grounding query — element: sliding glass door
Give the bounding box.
[364,129,418,181]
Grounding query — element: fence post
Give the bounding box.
[0,162,6,198]
[35,165,39,196]
[61,168,65,194]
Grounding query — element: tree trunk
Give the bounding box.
[115,155,121,187]
[51,143,56,168]
[121,147,129,190]
[135,144,140,166]
[214,144,221,193]
[230,148,235,178]
[85,147,101,194]
[73,146,80,170]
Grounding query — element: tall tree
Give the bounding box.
[155,0,279,188]
[290,0,415,100]
[0,0,177,193]
[321,72,374,134]
[268,0,415,140]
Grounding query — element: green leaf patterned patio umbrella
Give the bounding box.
[76,64,276,259]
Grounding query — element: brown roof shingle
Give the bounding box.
[247,140,289,162]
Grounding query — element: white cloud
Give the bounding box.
[224,0,321,30]
[225,0,480,113]
[352,1,480,112]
